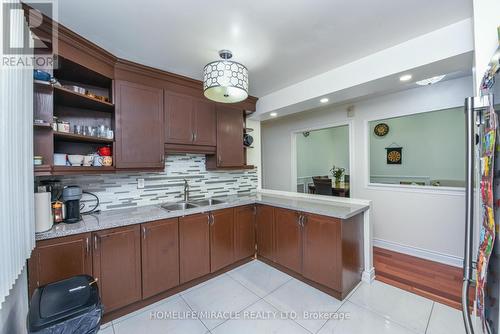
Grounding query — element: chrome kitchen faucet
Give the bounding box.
[183,179,189,202]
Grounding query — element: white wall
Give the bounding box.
[0,268,28,334]
[262,76,473,265]
[296,126,349,178]
[369,107,465,183]
[472,0,500,92]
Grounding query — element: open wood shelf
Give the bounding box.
[51,166,115,175]
[54,56,113,88]
[34,165,52,176]
[34,80,52,86]
[54,85,114,113]
[54,131,114,144]
[34,123,52,129]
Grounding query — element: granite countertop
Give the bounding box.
[36,192,369,241]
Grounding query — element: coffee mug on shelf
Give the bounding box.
[102,156,113,166]
[93,155,103,167]
[53,153,67,166]
[68,154,84,166]
[83,155,94,166]
[98,146,112,156]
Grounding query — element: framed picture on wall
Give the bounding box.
[386,147,402,164]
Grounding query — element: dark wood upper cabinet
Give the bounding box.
[115,80,164,169]
[179,213,211,284]
[256,205,275,261]
[164,91,194,144]
[234,205,256,261]
[206,106,245,169]
[210,208,235,273]
[193,99,216,146]
[164,91,216,148]
[28,233,92,297]
[141,218,180,299]
[302,213,342,291]
[92,225,142,313]
[274,207,303,274]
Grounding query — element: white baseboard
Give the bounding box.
[373,238,463,268]
[362,267,376,283]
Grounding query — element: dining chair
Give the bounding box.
[312,177,333,196]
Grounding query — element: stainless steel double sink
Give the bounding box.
[161,198,227,212]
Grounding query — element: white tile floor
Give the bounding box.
[98,260,466,334]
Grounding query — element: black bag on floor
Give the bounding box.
[28,275,103,334]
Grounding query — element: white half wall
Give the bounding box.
[261,76,473,264]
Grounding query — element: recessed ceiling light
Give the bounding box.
[416,75,446,86]
[320,98,329,103]
[399,74,412,82]
[270,112,278,117]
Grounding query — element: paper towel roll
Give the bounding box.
[35,192,53,232]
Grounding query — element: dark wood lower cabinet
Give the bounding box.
[179,213,211,283]
[28,233,92,296]
[210,208,235,273]
[256,205,275,261]
[93,225,142,313]
[274,207,303,274]
[302,213,342,291]
[234,205,256,261]
[28,204,364,319]
[141,218,179,299]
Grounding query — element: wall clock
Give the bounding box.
[374,123,389,137]
[386,147,402,164]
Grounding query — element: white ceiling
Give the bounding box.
[257,52,474,121]
[57,0,472,97]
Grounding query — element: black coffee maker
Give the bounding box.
[62,186,82,223]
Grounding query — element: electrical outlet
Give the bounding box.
[137,178,145,189]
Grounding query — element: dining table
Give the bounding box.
[308,181,350,197]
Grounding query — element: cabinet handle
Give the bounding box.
[298,214,305,227]
[143,226,146,240]
[302,215,307,226]
[193,132,197,142]
[297,214,302,226]
[94,235,98,250]
[211,213,215,226]
[86,237,90,255]
[253,205,257,215]
[207,213,211,225]
[191,132,195,142]
[218,155,222,165]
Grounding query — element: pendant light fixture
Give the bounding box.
[203,50,248,103]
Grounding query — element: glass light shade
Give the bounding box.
[203,60,248,103]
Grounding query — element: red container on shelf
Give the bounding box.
[98,146,112,156]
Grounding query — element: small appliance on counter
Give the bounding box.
[62,186,82,224]
[34,191,53,233]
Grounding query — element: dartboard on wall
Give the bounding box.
[386,147,402,164]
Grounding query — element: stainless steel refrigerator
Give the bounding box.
[463,47,500,334]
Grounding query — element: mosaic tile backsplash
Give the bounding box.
[37,154,258,211]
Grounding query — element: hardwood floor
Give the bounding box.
[374,246,465,310]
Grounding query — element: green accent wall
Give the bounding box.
[296,125,349,178]
[369,107,465,185]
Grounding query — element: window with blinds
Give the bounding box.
[0,2,36,308]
